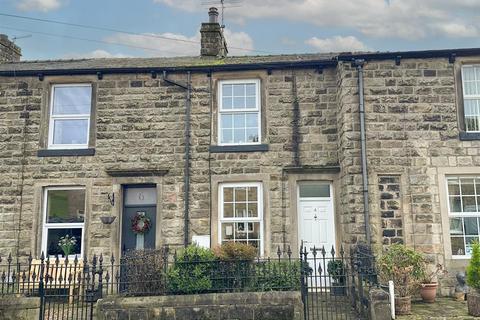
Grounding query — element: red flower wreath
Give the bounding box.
[131,212,151,234]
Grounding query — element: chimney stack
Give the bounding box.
[0,34,21,63]
[200,7,228,57]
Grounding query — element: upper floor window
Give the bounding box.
[447,177,480,258]
[461,66,480,132]
[218,79,260,145]
[48,84,92,149]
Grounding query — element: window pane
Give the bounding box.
[447,179,460,196]
[53,119,89,145]
[221,129,233,144]
[235,203,247,218]
[248,203,258,217]
[223,203,234,218]
[451,237,465,256]
[246,113,258,127]
[461,179,475,195]
[246,83,256,96]
[221,114,233,129]
[450,217,464,235]
[299,184,331,198]
[246,128,259,143]
[245,96,256,108]
[222,84,232,97]
[124,187,157,206]
[233,84,245,96]
[53,86,91,115]
[46,228,82,257]
[222,97,232,109]
[235,187,247,202]
[221,223,234,240]
[233,97,245,109]
[449,196,462,212]
[224,187,234,202]
[464,217,479,235]
[47,189,85,223]
[463,196,477,212]
[247,187,258,202]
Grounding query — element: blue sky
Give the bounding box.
[2,0,480,60]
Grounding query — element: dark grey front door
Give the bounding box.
[121,185,157,252]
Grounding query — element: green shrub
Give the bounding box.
[377,244,425,297]
[327,259,346,284]
[467,241,480,291]
[166,245,216,294]
[213,242,257,261]
[253,260,302,291]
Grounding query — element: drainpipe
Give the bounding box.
[162,71,191,248]
[355,59,372,246]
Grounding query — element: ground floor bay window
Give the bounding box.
[447,177,480,258]
[219,182,263,254]
[42,187,85,258]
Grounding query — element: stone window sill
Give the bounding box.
[459,132,480,141]
[209,144,269,153]
[37,148,95,157]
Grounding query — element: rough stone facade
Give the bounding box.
[0,50,479,295]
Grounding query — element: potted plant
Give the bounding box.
[467,241,480,316]
[420,263,447,303]
[327,259,346,296]
[378,244,424,315]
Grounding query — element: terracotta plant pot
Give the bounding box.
[420,282,438,303]
[468,290,480,317]
[395,296,411,315]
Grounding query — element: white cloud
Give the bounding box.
[63,50,130,59]
[105,29,254,57]
[306,36,369,53]
[16,0,63,12]
[155,0,480,40]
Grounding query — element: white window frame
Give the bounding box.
[218,79,261,146]
[48,83,92,149]
[41,186,86,258]
[218,182,264,254]
[446,176,480,259]
[461,65,480,132]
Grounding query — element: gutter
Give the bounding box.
[354,59,372,246]
[162,71,191,248]
[0,60,337,77]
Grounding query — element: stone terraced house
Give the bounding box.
[2,8,480,296]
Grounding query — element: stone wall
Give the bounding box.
[0,295,40,320]
[96,291,303,320]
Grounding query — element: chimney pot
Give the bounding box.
[208,7,219,23]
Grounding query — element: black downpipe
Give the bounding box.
[355,59,371,246]
[162,71,191,247]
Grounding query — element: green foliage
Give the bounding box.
[467,242,480,290]
[253,260,302,291]
[377,244,425,297]
[166,245,216,294]
[213,242,257,261]
[327,259,346,284]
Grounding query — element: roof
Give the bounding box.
[1,47,480,76]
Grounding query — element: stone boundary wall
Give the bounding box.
[96,291,303,320]
[0,295,40,320]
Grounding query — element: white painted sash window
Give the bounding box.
[447,177,480,258]
[219,182,263,254]
[461,66,480,132]
[42,187,85,258]
[218,79,261,145]
[48,84,92,149]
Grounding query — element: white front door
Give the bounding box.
[298,182,336,254]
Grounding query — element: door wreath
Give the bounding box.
[131,212,151,234]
